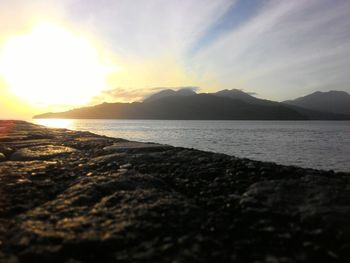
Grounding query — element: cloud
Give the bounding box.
[66,0,234,59]
[90,86,201,104]
[67,0,349,101]
[90,87,151,104]
[190,0,350,100]
[151,86,200,92]
[247,92,257,96]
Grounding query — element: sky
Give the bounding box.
[0,0,349,118]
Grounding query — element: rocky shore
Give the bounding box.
[0,120,349,263]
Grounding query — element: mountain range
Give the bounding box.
[283,90,349,115]
[34,89,350,120]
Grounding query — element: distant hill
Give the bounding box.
[144,88,196,102]
[35,94,307,120]
[214,89,279,106]
[214,89,350,119]
[34,89,350,120]
[283,90,350,115]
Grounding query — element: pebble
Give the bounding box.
[120,163,132,169]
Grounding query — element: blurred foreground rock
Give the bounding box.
[0,120,349,263]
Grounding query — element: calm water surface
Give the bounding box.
[33,119,350,172]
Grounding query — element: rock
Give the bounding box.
[92,153,127,163]
[103,142,170,152]
[120,163,132,169]
[10,145,77,161]
[0,146,13,156]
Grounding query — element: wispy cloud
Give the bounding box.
[67,0,350,101]
[66,0,233,59]
[189,0,350,100]
[90,87,151,104]
[151,86,199,92]
[90,86,201,104]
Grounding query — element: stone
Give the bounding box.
[92,153,127,163]
[103,142,170,152]
[120,163,132,169]
[0,146,13,156]
[10,145,77,161]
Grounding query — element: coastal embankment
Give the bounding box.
[0,120,349,262]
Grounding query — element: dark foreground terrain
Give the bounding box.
[0,121,349,263]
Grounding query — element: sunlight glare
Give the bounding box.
[0,23,115,107]
[33,118,73,129]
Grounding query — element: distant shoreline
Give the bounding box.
[33,117,350,121]
[30,119,350,172]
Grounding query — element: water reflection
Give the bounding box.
[33,119,73,129]
[30,119,350,171]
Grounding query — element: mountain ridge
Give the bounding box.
[144,88,197,102]
[34,89,350,120]
[283,90,350,115]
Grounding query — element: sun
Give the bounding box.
[0,22,114,107]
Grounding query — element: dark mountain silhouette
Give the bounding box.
[144,88,196,102]
[142,94,308,120]
[283,105,349,120]
[34,88,349,120]
[211,89,349,119]
[283,90,350,115]
[35,93,310,120]
[214,89,278,106]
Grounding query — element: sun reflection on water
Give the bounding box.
[33,119,74,129]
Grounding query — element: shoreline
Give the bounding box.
[1,120,350,262]
[31,118,350,173]
[32,117,350,121]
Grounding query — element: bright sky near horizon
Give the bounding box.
[0,0,349,118]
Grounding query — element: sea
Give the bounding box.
[32,119,350,172]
